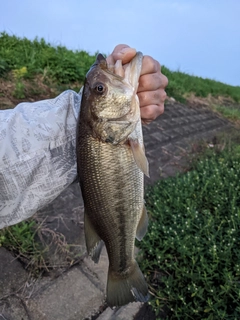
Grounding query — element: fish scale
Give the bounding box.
[78,134,142,250]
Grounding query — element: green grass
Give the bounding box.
[0,31,97,84]
[161,66,240,103]
[137,141,240,319]
[0,218,82,273]
[0,220,46,272]
[212,105,240,121]
[1,32,240,103]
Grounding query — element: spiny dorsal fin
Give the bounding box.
[96,53,108,70]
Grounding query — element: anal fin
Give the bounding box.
[84,212,104,263]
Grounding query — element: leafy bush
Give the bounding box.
[138,145,240,319]
[0,58,10,76]
[0,32,96,83]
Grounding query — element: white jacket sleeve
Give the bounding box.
[0,90,82,229]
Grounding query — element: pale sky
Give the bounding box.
[1,0,239,86]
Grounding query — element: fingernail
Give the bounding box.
[120,47,135,54]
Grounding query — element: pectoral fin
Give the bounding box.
[129,138,149,177]
[84,212,104,263]
[136,203,148,241]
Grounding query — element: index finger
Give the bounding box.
[140,55,161,75]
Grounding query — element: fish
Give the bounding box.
[76,51,149,307]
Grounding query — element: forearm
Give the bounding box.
[0,90,81,229]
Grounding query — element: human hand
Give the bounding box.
[107,44,168,124]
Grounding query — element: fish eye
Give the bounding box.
[94,83,106,94]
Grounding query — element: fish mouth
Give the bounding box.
[104,109,134,123]
[106,120,133,125]
[105,113,134,123]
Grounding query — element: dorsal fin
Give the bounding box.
[96,53,108,70]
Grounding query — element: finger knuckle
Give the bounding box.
[143,106,158,120]
[138,92,148,105]
[143,55,159,73]
[139,75,149,90]
[163,74,169,87]
[161,90,167,101]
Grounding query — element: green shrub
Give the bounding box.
[0,32,96,83]
[0,58,10,76]
[138,146,240,319]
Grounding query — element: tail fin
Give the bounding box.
[106,260,149,307]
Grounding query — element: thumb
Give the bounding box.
[106,44,137,65]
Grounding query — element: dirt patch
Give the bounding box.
[1,73,239,112]
[185,93,238,108]
[0,75,54,109]
[0,75,82,110]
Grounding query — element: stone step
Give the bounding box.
[26,266,104,320]
[97,303,142,320]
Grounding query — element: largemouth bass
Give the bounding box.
[77,52,149,307]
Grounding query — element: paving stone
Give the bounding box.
[143,101,233,185]
[27,267,104,320]
[36,183,86,268]
[0,247,28,297]
[0,295,31,320]
[97,303,142,320]
[0,248,32,320]
[83,247,108,294]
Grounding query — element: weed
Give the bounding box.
[212,105,240,121]
[0,32,96,84]
[13,80,25,99]
[0,218,85,273]
[162,66,240,103]
[0,220,46,271]
[12,66,28,99]
[0,58,10,77]
[137,142,240,319]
